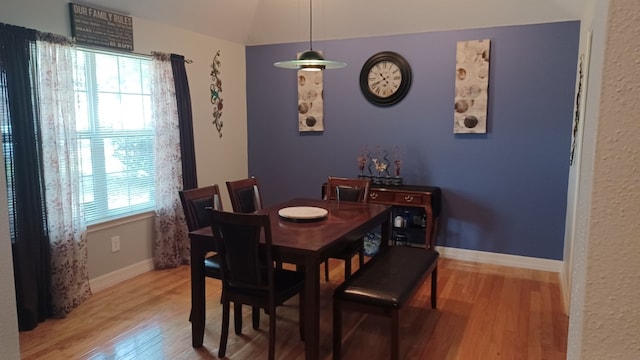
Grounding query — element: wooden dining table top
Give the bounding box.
[190,197,392,257]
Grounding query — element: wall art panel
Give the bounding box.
[454,39,491,134]
[297,69,324,132]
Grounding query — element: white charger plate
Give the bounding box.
[278,206,328,221]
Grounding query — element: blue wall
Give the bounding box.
[246,21,580,260]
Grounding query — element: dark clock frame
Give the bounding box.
[359,51,412,107]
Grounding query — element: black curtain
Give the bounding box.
[0,23,51,331]
[170,54,198,190]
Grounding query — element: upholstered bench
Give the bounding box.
[332,246,439,360]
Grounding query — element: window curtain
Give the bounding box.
[170,54,197,190]
[0,23,51,331]
[151,52,189,268]
[36,34,91,317]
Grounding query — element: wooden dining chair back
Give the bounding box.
[211,210,305,360]
[324,176,371,203]
[179,184,223,280]
[323,176,371,281]
[179,184,223,231]
[226,177,263,213]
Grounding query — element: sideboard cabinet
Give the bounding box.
[322,183,441,250]
[368,184,441,249]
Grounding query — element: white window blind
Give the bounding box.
[0,78,15,239]
[74,49,155,224]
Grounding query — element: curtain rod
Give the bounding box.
[79,45,193,63]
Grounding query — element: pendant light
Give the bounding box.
[273,0,346,71]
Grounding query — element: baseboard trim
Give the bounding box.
[90,259,155,293]
[435,246,562,273]
[560,266,570,314]
[88,248,562,293]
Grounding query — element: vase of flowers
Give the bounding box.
[392,146,403,186]
[372,158,387,185]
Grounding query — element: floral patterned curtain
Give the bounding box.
[36,35,92,317]
[151,52,189,268]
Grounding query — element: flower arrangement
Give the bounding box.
[372,158,387,177]
[357,145,403,186]
[357,145,369,177]
[394,159,402,177]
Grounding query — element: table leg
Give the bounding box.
[191,240,206,347]
[304,256,320,360]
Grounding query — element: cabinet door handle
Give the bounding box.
[404,195,414,202]
[370,192,378,200]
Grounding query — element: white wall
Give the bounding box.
[567,0,640,359]
[561,0,599,313]
[0,0,248,351]
[0,0,249,279]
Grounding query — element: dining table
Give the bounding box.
[189,197,392,360]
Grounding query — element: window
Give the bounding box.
[74,49,154,224]
[0,75,15,238]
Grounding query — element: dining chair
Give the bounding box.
[211,209,305,360]
[179,184,223,280]
[323,176,371,281]
[226,176,272,325]
[179,184,224,322]
[181,183,262,332]
[226,177,263,214]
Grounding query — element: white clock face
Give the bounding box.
[367,61,402,98]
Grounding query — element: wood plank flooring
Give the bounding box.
[19,257,568,359]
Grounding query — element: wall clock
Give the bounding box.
[359,51,412,107]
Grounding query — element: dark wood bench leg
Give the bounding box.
[333,298,342,360]
[431,266,438,309]
[391,309,399,360]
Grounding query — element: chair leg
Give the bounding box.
[268,306,276,360]
[299,292,305,341]
[344,257,352,280]
[431,266,438,309]
[324,260,330,281]
[358,248,365,267]
[234,303,243,335]
[218,301,230,358]
[252,306,260,329]
[333,297,342,360]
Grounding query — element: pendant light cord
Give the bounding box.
[309,0,313,50]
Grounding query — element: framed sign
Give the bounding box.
[69,2,134,51]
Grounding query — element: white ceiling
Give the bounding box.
[81,0,585,45]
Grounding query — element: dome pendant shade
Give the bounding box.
[273,0,346,71]
[274,50,346,70]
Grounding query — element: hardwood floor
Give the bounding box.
[19,257,568,359]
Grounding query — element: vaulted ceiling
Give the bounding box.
[83,0,584,45]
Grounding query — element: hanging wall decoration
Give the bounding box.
[297,56,324,132]
[569,31,592,166]
[569,54,585,165]
[210,50,223,137]
[454,39,491,134]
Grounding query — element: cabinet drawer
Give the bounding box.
[368,190,395,203]
[393,192,428,205]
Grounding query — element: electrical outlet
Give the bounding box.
[111,236,120,252]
